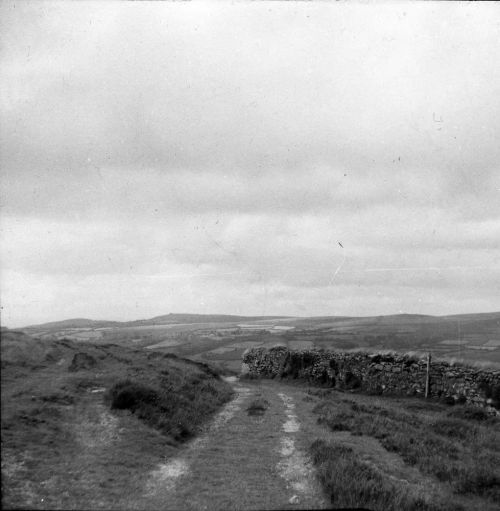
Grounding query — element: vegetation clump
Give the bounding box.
[312,391,500,505]
[309,439,460,511]
[110,380,160,410]
[246,398,270,416]
[107,366,233,441]
[447,406,491,422]
[68,352,97,371]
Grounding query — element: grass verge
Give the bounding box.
[309,439,460,511]
[310,390,500,507]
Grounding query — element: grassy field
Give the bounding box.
[307,387,500,510]
[1,331,232,509]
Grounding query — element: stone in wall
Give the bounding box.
[242,347,500,411]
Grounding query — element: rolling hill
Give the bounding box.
[6,311,499,371]
[22,313,291,331]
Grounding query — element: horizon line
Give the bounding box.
[6,309,500,330]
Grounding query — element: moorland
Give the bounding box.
[1,311,499,510]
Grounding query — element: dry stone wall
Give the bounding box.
[242,347,500,410]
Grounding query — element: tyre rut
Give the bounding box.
[142,379,328,510]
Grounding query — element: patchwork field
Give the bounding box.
[18,312,500,373]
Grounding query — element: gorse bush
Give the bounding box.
[110,381,160,410]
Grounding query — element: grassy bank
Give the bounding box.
[310,439,445,511]
[1,332,233,509]
[308,388,500,510]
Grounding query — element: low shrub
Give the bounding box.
[107,366,232,442]
[110,380,160,411]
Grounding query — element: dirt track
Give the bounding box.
[140,377,329,511]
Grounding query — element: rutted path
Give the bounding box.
[276,392,318,503]
[141,378,329,511]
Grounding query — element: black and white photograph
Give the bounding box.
[1,1,499,510]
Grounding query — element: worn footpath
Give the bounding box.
[140,377,329,511]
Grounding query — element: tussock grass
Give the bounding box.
[313,392,500,504]
[309,439,461,511]
[447,405,492,422]
[246,398,270,416]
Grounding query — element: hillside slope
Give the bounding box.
[1,334,232,509]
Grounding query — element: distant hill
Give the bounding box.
[11,310,500,367]
[23,318,123,330]
[129,313,289,325]
[23,313,291,330]
[289,312,500,327]
[21,311,500,331]
[438,312,500,322]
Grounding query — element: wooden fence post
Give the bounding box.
[425,352,432,398]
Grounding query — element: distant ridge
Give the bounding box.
[24,313,291,330]
[23,318,123,330]
[22,311,500,331]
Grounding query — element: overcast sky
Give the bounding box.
[1,1,499,328]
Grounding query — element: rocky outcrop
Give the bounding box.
[242,347,500,410]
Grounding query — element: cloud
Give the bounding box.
[1,1,499,327]
[3,2,500,173]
